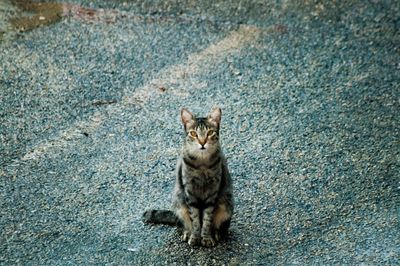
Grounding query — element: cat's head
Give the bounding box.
[180,107,221,155]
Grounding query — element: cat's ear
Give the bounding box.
[208,107,221,128]
[181,108,194,127]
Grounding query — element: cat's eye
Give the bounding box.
[207,130,215,137]
[189,131,197,138]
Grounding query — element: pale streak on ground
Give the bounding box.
[122,24,261,104]
[21,25,261,161]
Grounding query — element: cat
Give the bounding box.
[143,107,234,247]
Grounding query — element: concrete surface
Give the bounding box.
[1,0,399,265]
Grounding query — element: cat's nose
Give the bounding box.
[198,138,207,149]
[198,138,207,146]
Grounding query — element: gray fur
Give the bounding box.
[173,107,234,247]
[143,107,234,247]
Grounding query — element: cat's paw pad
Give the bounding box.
[201,236,216,247]
[182,231,190,242]
[188,235,201,246]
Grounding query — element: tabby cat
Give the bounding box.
[143,107,234,247]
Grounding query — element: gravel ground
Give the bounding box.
[1,0,399,265]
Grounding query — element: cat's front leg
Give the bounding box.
[188,207,201,246]
[201,206,216,247]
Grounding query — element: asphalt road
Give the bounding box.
[1,0,399,265]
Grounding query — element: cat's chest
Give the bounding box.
[185,166,220,187]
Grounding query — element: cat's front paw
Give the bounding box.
[188,234,201,246]
[182,230,190,242]
[201,235,216,247]
[214,231,221,242]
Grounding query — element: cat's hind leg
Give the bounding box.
[213,203,232,241]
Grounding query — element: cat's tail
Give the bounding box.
[142,210,180,226]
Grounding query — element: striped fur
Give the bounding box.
[173,107,234,247]
[142,107,233,247]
